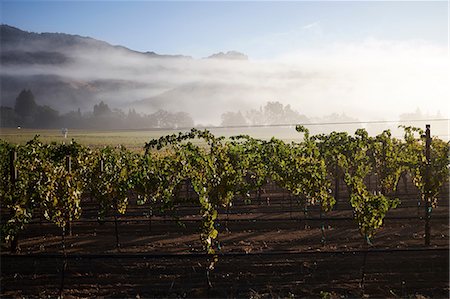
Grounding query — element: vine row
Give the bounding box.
[1,126,448,269]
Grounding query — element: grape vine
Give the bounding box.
[1,125,448,259]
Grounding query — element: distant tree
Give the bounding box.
[35,105,59,128]
[112,108,125,118]
[264,101,284,124]
[153,110,171,128]
[399,108,442,122]
[14,89,37,119]
[221,111,248,126]
[173,111,194,128]
[127,108,139,119]
[144,114,158,128]
[283,104,309,124]
[93,101,111,117]
[399,108,424,121]
[320,113,358,123]
[246,107,264,125]
[146,110,194,129]
[125,108,143,128]
[0,107,18,127]
[245,101,309,125]
[62,109,83,128]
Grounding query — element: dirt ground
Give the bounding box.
[1,180,449,298]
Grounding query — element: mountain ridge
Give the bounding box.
[0,24,254,124]
[0,24,247,61]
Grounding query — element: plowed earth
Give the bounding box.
[1,179,449,298]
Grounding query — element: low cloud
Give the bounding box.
[1,37,448,126]
[302,21,320,30]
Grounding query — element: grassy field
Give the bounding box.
[0,128,179,150]
[0,127,306,150]
[1,121,446,150]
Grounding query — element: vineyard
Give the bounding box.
[1,125,449,298]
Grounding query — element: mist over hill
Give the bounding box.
[0,25,256,124]
[0,24,197,116]
[0,24,447,129]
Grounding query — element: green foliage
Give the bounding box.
[146,129,243,258]
[0,137,88,244]
[14,89,37,119]
[334,129,400,243]
[320,291,332,299]
[87,146,137,218]
[229,135,270,201]
[370,130,407,193]
[0,137,49,243]
[265,135,334,212]
[400,126,450,207]
[0,140,25,243]
[39,164,83,228]
[1,125,448,255]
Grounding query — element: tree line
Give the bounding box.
[1,89,444,131]
[0,89,194,129]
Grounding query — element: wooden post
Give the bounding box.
[65,155,71,173]
[402,172,408,193]
[319,202,325,246]
[148,206,153,232]
[59,225,67,298]
[360,238,369,296]
[114,213,120,250]
[66,155,73,236]
[424,124,431,246]
[60,153,69,298]
[225,204,230,232]
[9,149,18,253]
[334,163,339,210]
[289,193,293,220]
[303,200,309,229]
[10,149,17,183]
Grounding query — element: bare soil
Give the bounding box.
[1,180,449,298]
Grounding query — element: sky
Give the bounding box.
[0,1,448,59]
[0,1,449,131]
